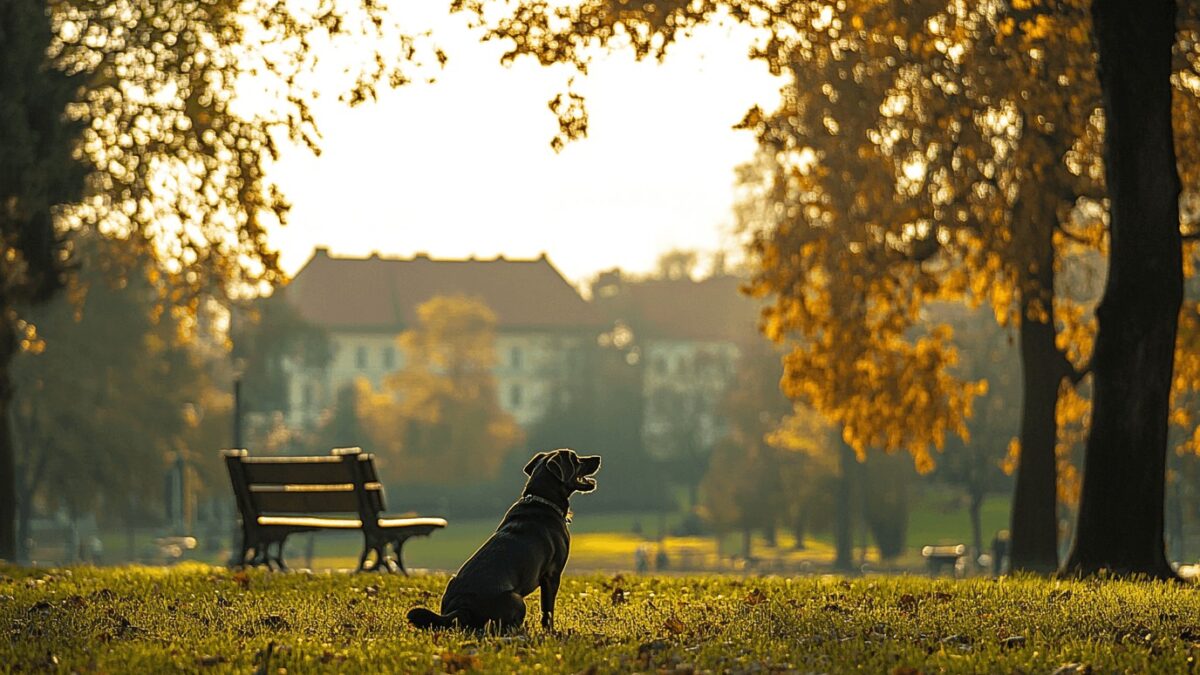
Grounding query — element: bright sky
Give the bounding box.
[262,9,780,288]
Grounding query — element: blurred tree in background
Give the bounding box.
[700,339,792,558]
[0,0,89,561]
[358,296,524,485]
[232,292,330,418]
[10,234,229,562]
[526,319,660,512]
[0,0,434,557]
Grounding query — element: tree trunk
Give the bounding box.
[1009,293,1062,573]
[741,527,751,559]
[834,439,854,571]
[968,489,984,569]
[15,489,32,563]
[1063,0,1181,579]
[857,456,869,564]
[792,507,807,550]
[0,303,18,561]
[14,451,46,564]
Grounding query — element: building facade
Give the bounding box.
[279,248,601,430]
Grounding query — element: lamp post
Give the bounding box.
[228,355,246,566]
[233,373,243,451]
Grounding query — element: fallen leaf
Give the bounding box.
[232,571,251,590]
[195,655,227,667]
[440,651,481,673]
[744,589,768,606]
[664,617,686,635]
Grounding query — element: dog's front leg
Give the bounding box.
[540,571,561,631]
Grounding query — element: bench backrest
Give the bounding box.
[223,448,388,519]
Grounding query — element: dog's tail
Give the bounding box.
[406,606,467,630]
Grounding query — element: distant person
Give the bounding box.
[991,529,1010,576]
[655,545,670,572]
[635,545,649,573]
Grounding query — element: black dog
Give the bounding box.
[406,449,601,632]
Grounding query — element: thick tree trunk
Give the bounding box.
[834,440,854,570]
[1063,0,1181,579]
[1009,268,1063,573]
[0,303,18,561]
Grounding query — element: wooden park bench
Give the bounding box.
[921,544,967,576]
[223,448,447,573]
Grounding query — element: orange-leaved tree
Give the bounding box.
[357,296,524,485]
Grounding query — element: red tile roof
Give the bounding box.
[616,276,764,343]
[283,249,601,331]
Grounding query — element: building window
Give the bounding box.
[510,384,523,408]
[383,345,395,369]
[510,346,523,370]
[355,346,367,369]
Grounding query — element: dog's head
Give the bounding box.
[523,449,602,494]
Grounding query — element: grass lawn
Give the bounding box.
[3,564,1198,673]
[279,494,1013,573]
[31,491,1016,575]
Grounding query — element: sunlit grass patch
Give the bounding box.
[2,565,1197,673]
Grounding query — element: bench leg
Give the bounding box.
[390,535,412,576]
[230,531,251,569]
[356,542,371,572]
[357,533,401,573]
[270,538,289,572]
[249,541,270,568]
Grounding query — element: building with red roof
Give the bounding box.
[280,248,604,428]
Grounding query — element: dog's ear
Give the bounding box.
[523,452,548,476]
[545,451,575,483]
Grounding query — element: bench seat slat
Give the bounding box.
[257,516,363,529]
[254,516,447,531]
[377,517,448,529]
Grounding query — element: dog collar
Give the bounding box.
[517,494,571,523]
